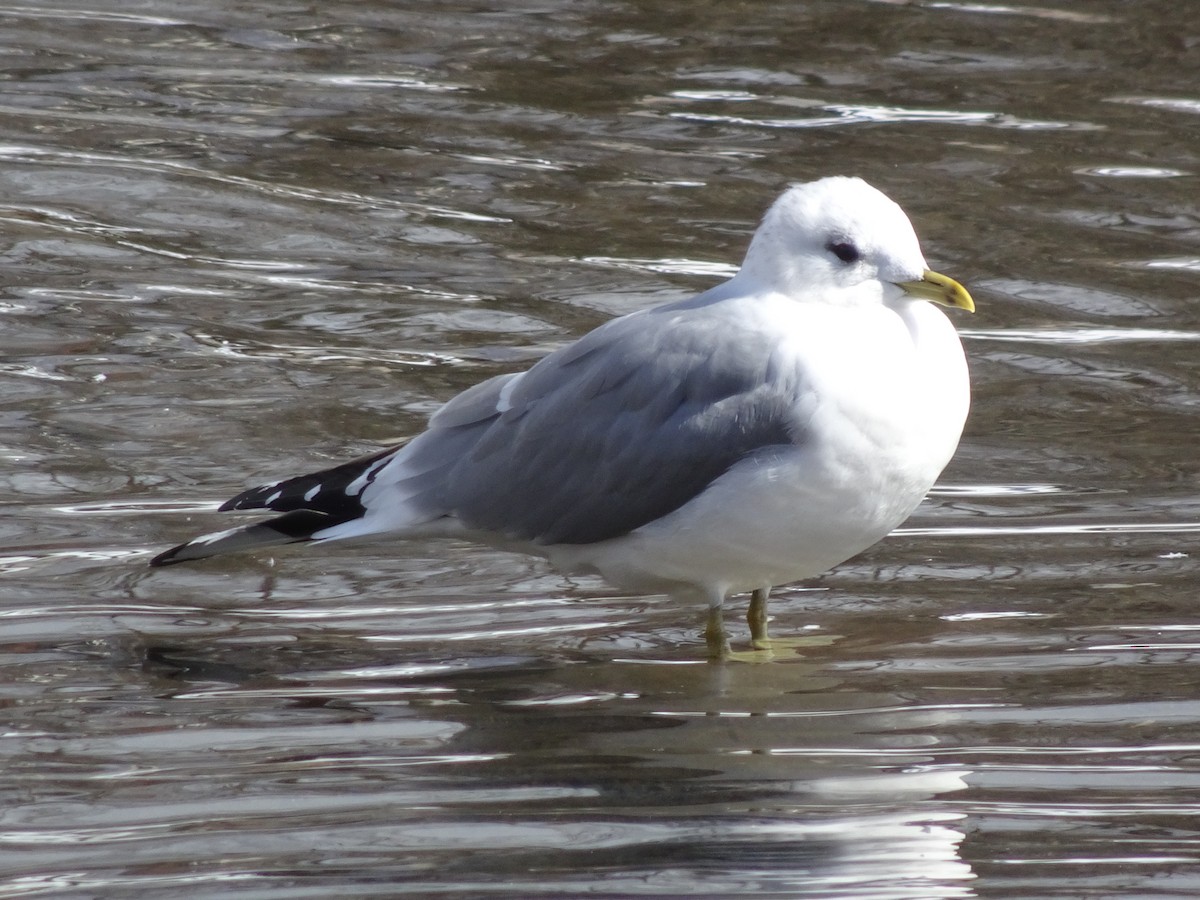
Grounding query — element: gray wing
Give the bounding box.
[398,299,809,545]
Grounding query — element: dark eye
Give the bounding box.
[827,240,861,264]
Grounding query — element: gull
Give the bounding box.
[151,176,974,656]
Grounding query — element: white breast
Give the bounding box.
[547,298,969,602]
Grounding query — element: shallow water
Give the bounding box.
[2,1,1200,896]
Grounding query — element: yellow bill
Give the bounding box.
[897,269,975,313]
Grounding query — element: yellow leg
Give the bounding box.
[747,587,770,648]
[705,605,730,660]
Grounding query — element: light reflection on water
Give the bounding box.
[0,0,1199,897]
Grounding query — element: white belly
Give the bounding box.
[549,439,930,600]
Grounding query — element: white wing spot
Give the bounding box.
[193,526,245,547]
[265,490,282,505]
[496,372,524,413]
[303,485,321,502]
[346,456,391,496]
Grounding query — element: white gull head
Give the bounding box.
[736,176,930,306]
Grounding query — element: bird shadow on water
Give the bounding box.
[125,589,977,895]
[0,537,977,893]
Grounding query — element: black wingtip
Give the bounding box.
[147,449,393,569]
[149,544,188,567]
[147,511,340,569]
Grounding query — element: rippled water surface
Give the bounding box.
[2,1,1200,897]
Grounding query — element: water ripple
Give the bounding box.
[0,145,512,224]
[667,103,1101,132]
[963,326,1200,344]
